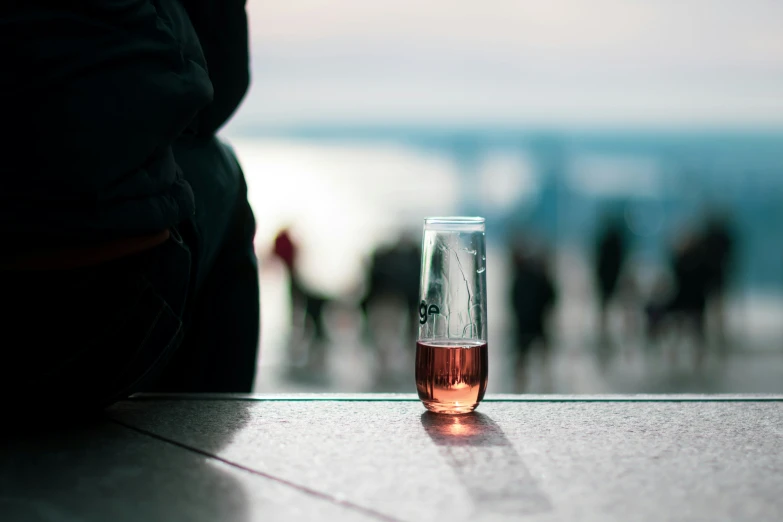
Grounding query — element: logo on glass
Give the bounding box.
[419,301,440,325]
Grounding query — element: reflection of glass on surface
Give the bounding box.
[443,414,476,437]
[416,217,488,414]
[420,412,552,515]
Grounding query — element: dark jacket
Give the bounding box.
[0,0,249,254]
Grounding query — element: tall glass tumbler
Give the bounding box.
[415,217,488,414]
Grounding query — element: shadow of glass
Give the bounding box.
[421,411,551,516]
[0,405,251,522]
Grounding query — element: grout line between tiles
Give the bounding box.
[110,418,403,522]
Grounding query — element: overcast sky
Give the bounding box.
[233,0,783,128]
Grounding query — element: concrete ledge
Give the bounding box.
[130,392,783,401]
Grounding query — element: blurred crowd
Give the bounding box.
[261,208,738,392]
[507,209,736,389]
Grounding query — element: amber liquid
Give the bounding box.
[415,340,488,414]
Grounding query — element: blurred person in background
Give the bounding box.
[509,237,557,392]
[272,227,329,367]
[702,210,736,346]
[646,228,711,366]
[594,214,628,341]
[361,233,421,338]
[0,0,259,414]
[360,232,421,374]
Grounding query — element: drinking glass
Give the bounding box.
[415,217,488,414]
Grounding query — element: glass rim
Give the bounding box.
[424,216,485,231]
[424,216,485,224]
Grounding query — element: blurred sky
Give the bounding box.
[232,0,783,129]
